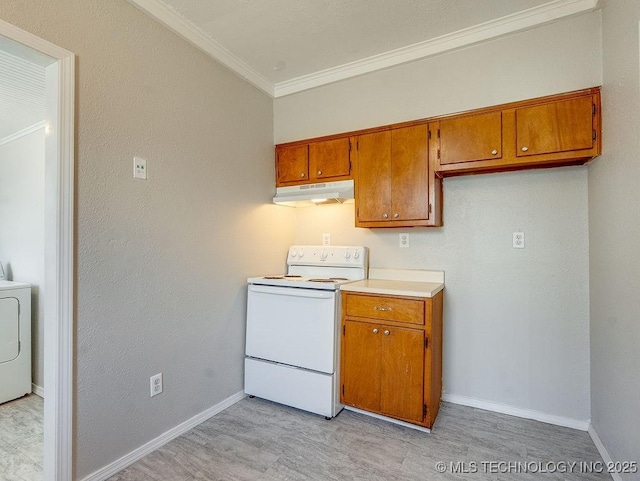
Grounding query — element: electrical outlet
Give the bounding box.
[513,232,525,249]
[134,156,147,180]
[150,373,162,397]
[322,233,331,246]
[399,233,410,248]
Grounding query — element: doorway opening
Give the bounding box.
[0,18,74,481]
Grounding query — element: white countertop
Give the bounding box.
[340,268,444,298]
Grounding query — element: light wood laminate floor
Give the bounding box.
[0,394,43,481]
[109,398,611,481]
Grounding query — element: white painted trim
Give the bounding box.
[32,383,45,398]
[442,393,590,431]
[126,0,273,96]
[274,0,600,97]
[343,406,431,433]
[80,391,246,481]
[588,424,623,481]
[0,17,75,481]
[0,121,46,147]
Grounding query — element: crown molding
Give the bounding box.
[274,0,600,97]
[127,0,599,99]
[0,120,46,147]
[127,0,274,96]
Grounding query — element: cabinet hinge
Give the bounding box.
[342,385,345,396]
[437,129,440,138]
[349,160,352,173]
[428,204,432,214]
[357,139,359,150]
[425,337,429,349]
[423,404,428,418]
[428,130,431,140]
[593,130,597,141]
[592,103,596,116]
[343,325,346,335]
[437,149,441,159]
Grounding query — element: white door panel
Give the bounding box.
[0,297,20,363]
[246,285,337,373]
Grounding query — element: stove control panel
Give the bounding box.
[287,246,368,268]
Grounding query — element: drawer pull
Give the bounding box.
[374,306,393,312]
[372,328,379,334]
[383,330,390,336]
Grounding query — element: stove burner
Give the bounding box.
[308,278,339,283]
[263,276,284,279]
[330,277,348,281]
[284,275,302,278]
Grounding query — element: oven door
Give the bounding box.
[246,284,337,374]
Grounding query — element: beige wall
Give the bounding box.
[275,12,601,423]
[590,0,640,475]
[0,1,293,478]
[0,128,46,389]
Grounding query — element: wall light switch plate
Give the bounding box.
[399,233,410,248]
[513,232,525,249]
[322,233,331,246]
[134,156,147,180]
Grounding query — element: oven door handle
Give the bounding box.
[248,285,335,299]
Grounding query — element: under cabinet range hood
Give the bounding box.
[273,180,354,207]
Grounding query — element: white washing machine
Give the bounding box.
[0,280,32,404]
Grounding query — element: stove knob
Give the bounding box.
[321,250,328,260]
[298,249,304,257]
[291,249,297,257]
[344,251,351,259]
[353,250,360,259]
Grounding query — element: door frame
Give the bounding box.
[0,19,75,481]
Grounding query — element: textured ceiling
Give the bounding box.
[0,37,47,142]
[159,0,554,83]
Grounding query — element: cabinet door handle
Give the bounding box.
[374,306,393,312]
[382,213,389,219]
[491,149,498,155]
[301,173,305,177]
[372,328,379,334]
[393,213,399,218]
[383,330,390,336]
[317,170,322,175]
[521,146,529,152]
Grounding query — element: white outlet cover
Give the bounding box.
[322,233,331,246]
[513,232,525,249]
[399,233,410,248]
[150,373,163,397]
[134,156,147,180]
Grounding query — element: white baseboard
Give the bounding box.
[344,406,431,433]
[80,390,246,481]
[31,383,44,398]
[442,393,590,431]
[588,424,623,481]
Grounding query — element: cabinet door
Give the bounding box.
[356,131,392,222]
[439,111,502,165]
[516,96,594,157]
[391,125,429,221]
[342,320,382,412]
[276,144,308,185]
[380,325,425,423]
[309,138,351,181]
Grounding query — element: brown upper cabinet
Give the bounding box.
[276,137,352,186]
[355,123,442,228]
[434,88,601,175]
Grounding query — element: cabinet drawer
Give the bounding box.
[345,294,424,325]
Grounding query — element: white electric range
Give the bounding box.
[244,245,368,418]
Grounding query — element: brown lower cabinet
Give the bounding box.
[340,290,444,428]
